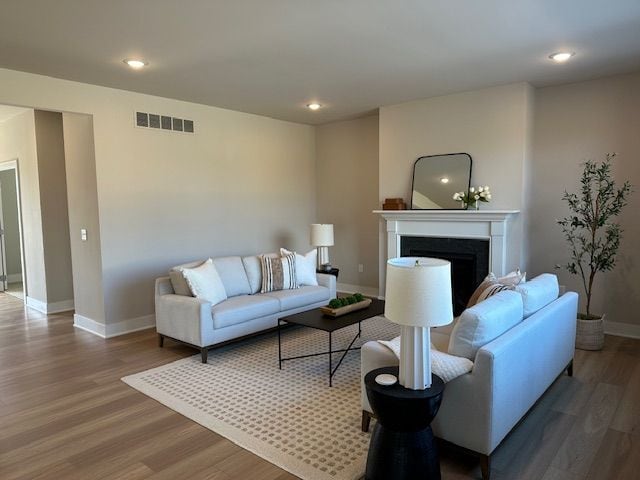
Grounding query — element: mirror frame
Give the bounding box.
[410,152,473,210]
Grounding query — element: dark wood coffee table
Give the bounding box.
[278,298,385,386]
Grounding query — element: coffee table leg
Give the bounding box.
[329,331,332,387]
[278,319,282,370]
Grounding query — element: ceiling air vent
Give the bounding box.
[135,111,195,134]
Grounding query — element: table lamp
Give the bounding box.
[310,224,334,269]
[384,257,453,390]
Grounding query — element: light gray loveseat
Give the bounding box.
[155,255,336,362]
[361,275,578,480]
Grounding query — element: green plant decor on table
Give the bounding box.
[328,293,365,309]
[556,153,632,319]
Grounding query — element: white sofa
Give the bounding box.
[361,276,578,480]
[155,255,336,362]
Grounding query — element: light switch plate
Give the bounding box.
[81,229,87,241]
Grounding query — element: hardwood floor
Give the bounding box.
[0,292,638,479]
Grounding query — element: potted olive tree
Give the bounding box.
[557,153,631,350]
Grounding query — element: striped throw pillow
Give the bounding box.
[260,253,298,293]
[467,280,514,307]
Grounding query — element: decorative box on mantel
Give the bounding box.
[375,210,521,299]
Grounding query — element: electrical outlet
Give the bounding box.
[358,264,364,273]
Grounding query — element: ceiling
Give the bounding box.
[1,1,639,125]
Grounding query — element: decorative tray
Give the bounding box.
[320,298,372,317]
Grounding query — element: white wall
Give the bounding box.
[34,110,74,304]
[315,115,379,294]
[378,83,533,286]
[62,113,105,323]
[0,68,316,330]
[531,72,640,331]
[0,169,21,278]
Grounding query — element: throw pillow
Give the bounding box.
[260,253,299,293]
[377,337,473,383]
[467,279,513,307]
[448,290,524,360]
[181,258,227,306]
[496,269,526,286]
[169,260,205,296]
[280,248,318,286]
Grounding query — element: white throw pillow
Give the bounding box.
[448,290,524,360]
[169,260,205,296]
[378,337,473,383]
[515,273,559,318]
[280,248,318,286]
[487,269,527,286]
[181,258,227,306]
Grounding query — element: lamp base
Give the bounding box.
[317,246,330,268]
[399,325,432,390]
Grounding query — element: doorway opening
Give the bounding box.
[0,161,25,299]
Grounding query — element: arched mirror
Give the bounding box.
[411,153,472,209]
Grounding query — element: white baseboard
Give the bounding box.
[74,313,155,339]
[7,273,22,283]
[605,320,640,339]
[26,296,74,314]
[336,282,381,299]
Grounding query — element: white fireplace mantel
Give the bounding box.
[375,210,520,294]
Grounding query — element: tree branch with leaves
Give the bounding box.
[556,153,632,318]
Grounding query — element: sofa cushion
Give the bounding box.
[169,260,204,296]
[212,294,280,329]
[515,273,559,318]
[213,256,251,297]
[448,290,524,360]
[181,259,227,306]
[263,285,329,311]
[242,253,278,294]
[260,253,298,293]
[280,248,318,286]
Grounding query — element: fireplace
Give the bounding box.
[376,209,520,310]
[401,236,489,315]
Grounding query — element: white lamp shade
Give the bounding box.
[384,257,453,328]
[310,224,334,247]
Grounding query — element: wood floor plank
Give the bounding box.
[550,382,623,477]
[585,429,640,480]
[1,292,639,480]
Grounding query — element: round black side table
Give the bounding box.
[364,366,445,480]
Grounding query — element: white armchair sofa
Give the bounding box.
[155,255,336,362]
[361,275,578,480]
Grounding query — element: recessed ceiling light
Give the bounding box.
[307,103,322,111]
[124,59,148,69]
[440,177,450,184]
[549,52,574,63]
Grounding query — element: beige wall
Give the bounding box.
[379,83,534,284]
[0,109,47,301]
[316,115,379,292]
[0,169,21,277]
[0,68,316,326]
[530,71,640,327]
[62,113,106,323]
[34,110,74,304]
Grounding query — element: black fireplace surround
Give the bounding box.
[400,236,490,316]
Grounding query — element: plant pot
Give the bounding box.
[575,314,605,351]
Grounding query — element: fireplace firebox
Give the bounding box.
[400,236,489,316]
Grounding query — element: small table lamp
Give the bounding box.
[385,257,453,390]
[310,224,334,269]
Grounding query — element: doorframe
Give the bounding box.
[0,159,27,300]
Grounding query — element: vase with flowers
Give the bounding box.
[453,186,492,210]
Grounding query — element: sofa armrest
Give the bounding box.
[155,293,213,347]
[316,273,337,299]
[361,341,400,413]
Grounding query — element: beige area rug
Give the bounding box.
[122,316,400,480]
